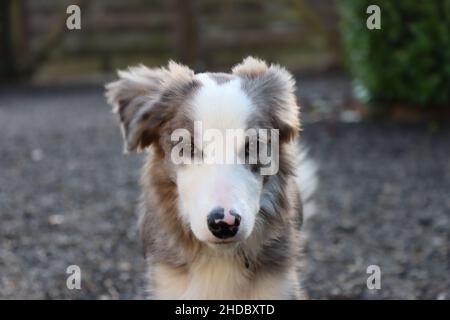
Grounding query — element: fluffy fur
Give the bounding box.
[105,57,317,299]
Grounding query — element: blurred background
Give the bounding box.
[1,0,341,82]
[0,0,449,299]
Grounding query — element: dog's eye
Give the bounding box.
[244,141,256,162]
[191,142,196,159]
[243,140,259,173]
[191,142,202,160]
[244,141,250,159]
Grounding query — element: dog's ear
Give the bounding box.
[105,61,197,152]
[232,56,300,142]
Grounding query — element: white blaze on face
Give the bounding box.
[176,74,262,243]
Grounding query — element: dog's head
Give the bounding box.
[106,57,299,245]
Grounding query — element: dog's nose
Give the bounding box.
[207,207,241,239]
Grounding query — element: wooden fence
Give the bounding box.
[1,0,341,82]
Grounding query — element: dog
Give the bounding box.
[105,57,317,299]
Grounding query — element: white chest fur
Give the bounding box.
[149,252,299,299]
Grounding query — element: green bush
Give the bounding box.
[339,1,450,108]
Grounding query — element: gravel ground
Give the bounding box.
[0,79,449,299]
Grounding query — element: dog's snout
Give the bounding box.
[207,207,241,239]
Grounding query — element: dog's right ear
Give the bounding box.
[105,62,197,152]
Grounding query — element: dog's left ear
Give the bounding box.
[105,62,197,152]
[232,56,300,142]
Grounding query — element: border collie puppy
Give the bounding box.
[105,57,317,299]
